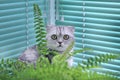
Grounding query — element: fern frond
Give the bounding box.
[82,53,120,69]
[53,41,74,63]
[71,48,93,56]
[33,4,47,55]
[62,41,74,59]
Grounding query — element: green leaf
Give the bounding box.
[33,4,48,56]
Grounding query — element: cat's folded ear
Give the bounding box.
[68,26,75,33]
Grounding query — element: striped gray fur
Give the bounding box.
[18,25,75,66]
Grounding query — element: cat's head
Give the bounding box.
[46,25,74,52]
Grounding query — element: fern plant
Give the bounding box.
[0,43,119,80]
[81,53,119,69]
[0,59,27,80]
[33,4,47,55]
[8,58,119,80]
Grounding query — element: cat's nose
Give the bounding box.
[58,42,62,44]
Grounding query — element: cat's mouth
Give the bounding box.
[58,45,63,47]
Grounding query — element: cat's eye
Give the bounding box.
[63,35,69,40]
[51,34,57,40]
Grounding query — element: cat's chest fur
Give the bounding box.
[18,46,73,67]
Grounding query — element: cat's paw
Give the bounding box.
[67,56,73,67]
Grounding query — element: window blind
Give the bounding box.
[0,0,47,59]
[55,0,120,78]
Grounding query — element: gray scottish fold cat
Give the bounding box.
[18,25,75,66]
